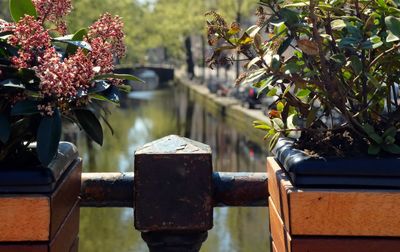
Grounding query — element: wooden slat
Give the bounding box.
[69,237,79,252]
[50,159,82,238]
[268,158,400,237]
[272,241,278,252]
[267,157,293,232]
[0,244,48,252]
[269,197,287,252]
[267,158,281,215]
[0,201,80,252]
[290,190,400,236]
[0,197,50,241]
[291,236,400,252]
[0,158,81,242]
[50,201,80,252]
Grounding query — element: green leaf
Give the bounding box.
[55,40,92,52]
[93,73,145,83]
[385,16,400,42]
[102,85,120,104]
[0,115,10,143]
[277,37,293,55]
[284,61,300,74]
[296,89,311,97]
[254,124,271,131]
[0,79,25,89]
[277,102,284,112]
[287,114,296,130]
[366,73,379,87]
[368,144,381,155]
[257,76,275,98]
[278,8,299,26]
[331,19,346,30]
[383,144,400,154]
[273,118,284,129]
[362,123,376,134]
[331,54,346,66]
[383,127,397,138]
[268,133,281,151]
[74,109,103,145]
[348,55,363,74]
[11,100,40,115]
[9,0,37,22]
[66,28,88,55]
[267,88,278,96]
[88,81,110,93]
[306,108,317,127]
[37,109,62,166]
[361,35,383,49]
[369,133,383,144]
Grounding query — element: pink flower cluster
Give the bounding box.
[89,37,114,74]
[88,13,126,59]
[32,0,71,34]
[0,19,13,32]
[5,10,127,107]
[35,48,94,99]
[8,15,51,68]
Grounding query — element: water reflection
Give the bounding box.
[75,85,269,252]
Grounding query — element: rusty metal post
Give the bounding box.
[134,135,213,252]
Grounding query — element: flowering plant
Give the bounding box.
[0,0,141,165]
[207,0,400,156]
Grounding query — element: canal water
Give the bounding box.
[76,84,270,252]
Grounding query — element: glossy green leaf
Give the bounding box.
[278,8,299,26]
[349,55,363,74]
[383,144,400,154]
[383,127,397,138]
[0,79,25,89]
[277,37,293,55]
[296,89,311,97]
[66,28,88,55]
[55,40,92,52]
[102,85,120,104]
[74,109,103,146]
[0,115,10,143]
[385,16,400,42]
[37,109,62,166]
[93,73,144,83]
[368,144,380,155]
[88,81,111,93]
[9,0,37,22]
[11,100,40,115]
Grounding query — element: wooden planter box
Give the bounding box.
[267,157,400,252]
[0,142,82,252]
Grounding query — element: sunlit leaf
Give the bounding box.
[9,0,37,22]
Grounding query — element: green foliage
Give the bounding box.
[207,0,400,155]
[9,0,37,22]
[0,0,141,165]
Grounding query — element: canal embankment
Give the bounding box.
[175,74,269,148]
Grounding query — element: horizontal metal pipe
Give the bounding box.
[80,172,134,207]
[80,172,269,207]
[212,172,268,207]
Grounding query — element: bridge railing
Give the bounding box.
[80,135,269,251]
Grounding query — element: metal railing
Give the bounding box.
[79,135,269,251]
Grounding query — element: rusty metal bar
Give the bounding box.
[80,172,268,208]
[212,172,268,207]
[80,172,134,208]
